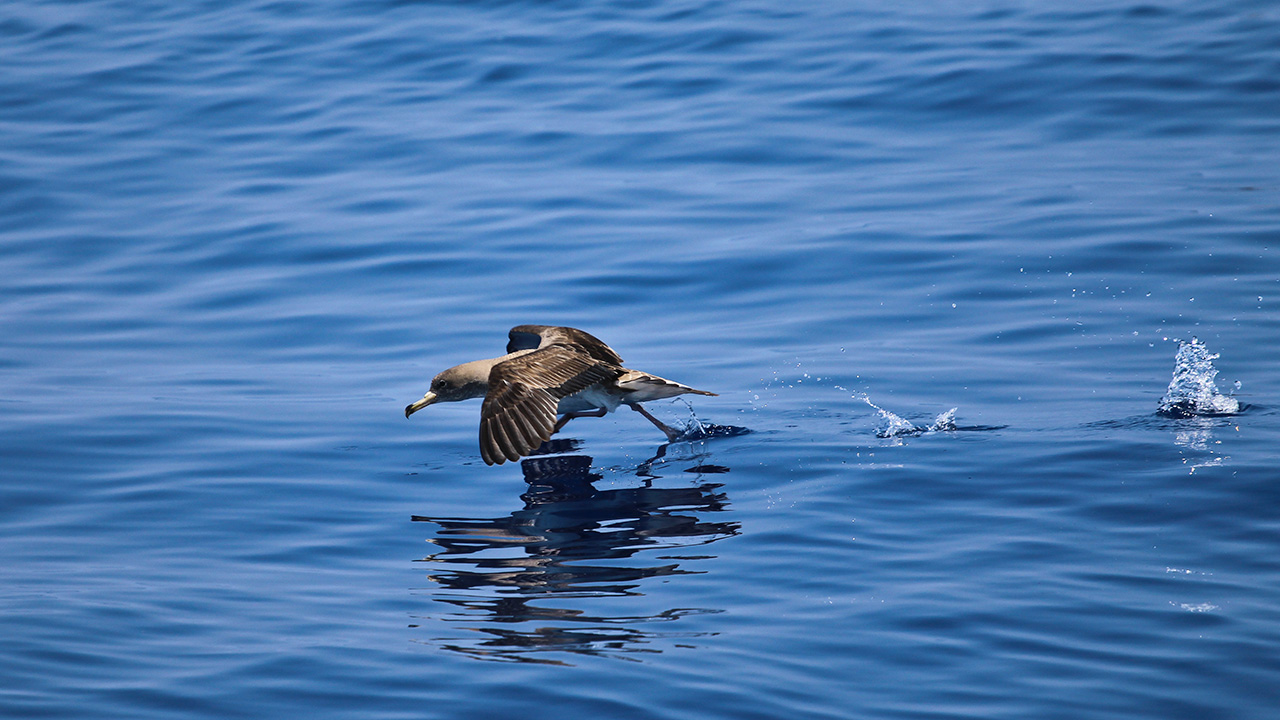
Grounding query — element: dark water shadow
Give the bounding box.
[1085,406,1254,433]
[410,447,740,665]
[876,422,1009,439]
[1155,401,1252,419]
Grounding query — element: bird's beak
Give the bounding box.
[405,392,438,418]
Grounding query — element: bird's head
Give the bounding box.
[405,362,489,418]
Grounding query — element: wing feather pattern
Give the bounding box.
[479,344,621,465]
[506,325,624,365]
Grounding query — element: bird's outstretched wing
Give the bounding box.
[479,344,620,465]
[506,325,623,365]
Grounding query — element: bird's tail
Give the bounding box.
[616,371,717,402]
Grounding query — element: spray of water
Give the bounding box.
[1157,338,1240,418]
[671,399,751,441]
[858,394,959,438]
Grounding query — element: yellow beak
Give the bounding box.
[404,392,438,418]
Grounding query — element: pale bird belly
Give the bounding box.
[556,386,622,415]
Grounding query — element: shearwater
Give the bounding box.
[405,325,716,465]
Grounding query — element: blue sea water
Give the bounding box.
[3,0,1280,717]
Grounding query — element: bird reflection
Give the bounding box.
[411,444,739,664]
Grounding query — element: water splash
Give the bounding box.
[930,407,958,432]
[861,396,959,438]
[1157,338,1240,418]
[671,399,751,442]
[863,397,916,437]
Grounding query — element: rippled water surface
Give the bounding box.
[4,0,1280,717]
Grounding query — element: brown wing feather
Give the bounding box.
[506,325,624,365]
[479,344,621,465]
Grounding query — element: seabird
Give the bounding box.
[405,325,717,465]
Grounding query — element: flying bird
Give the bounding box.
[405,325,717,465]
